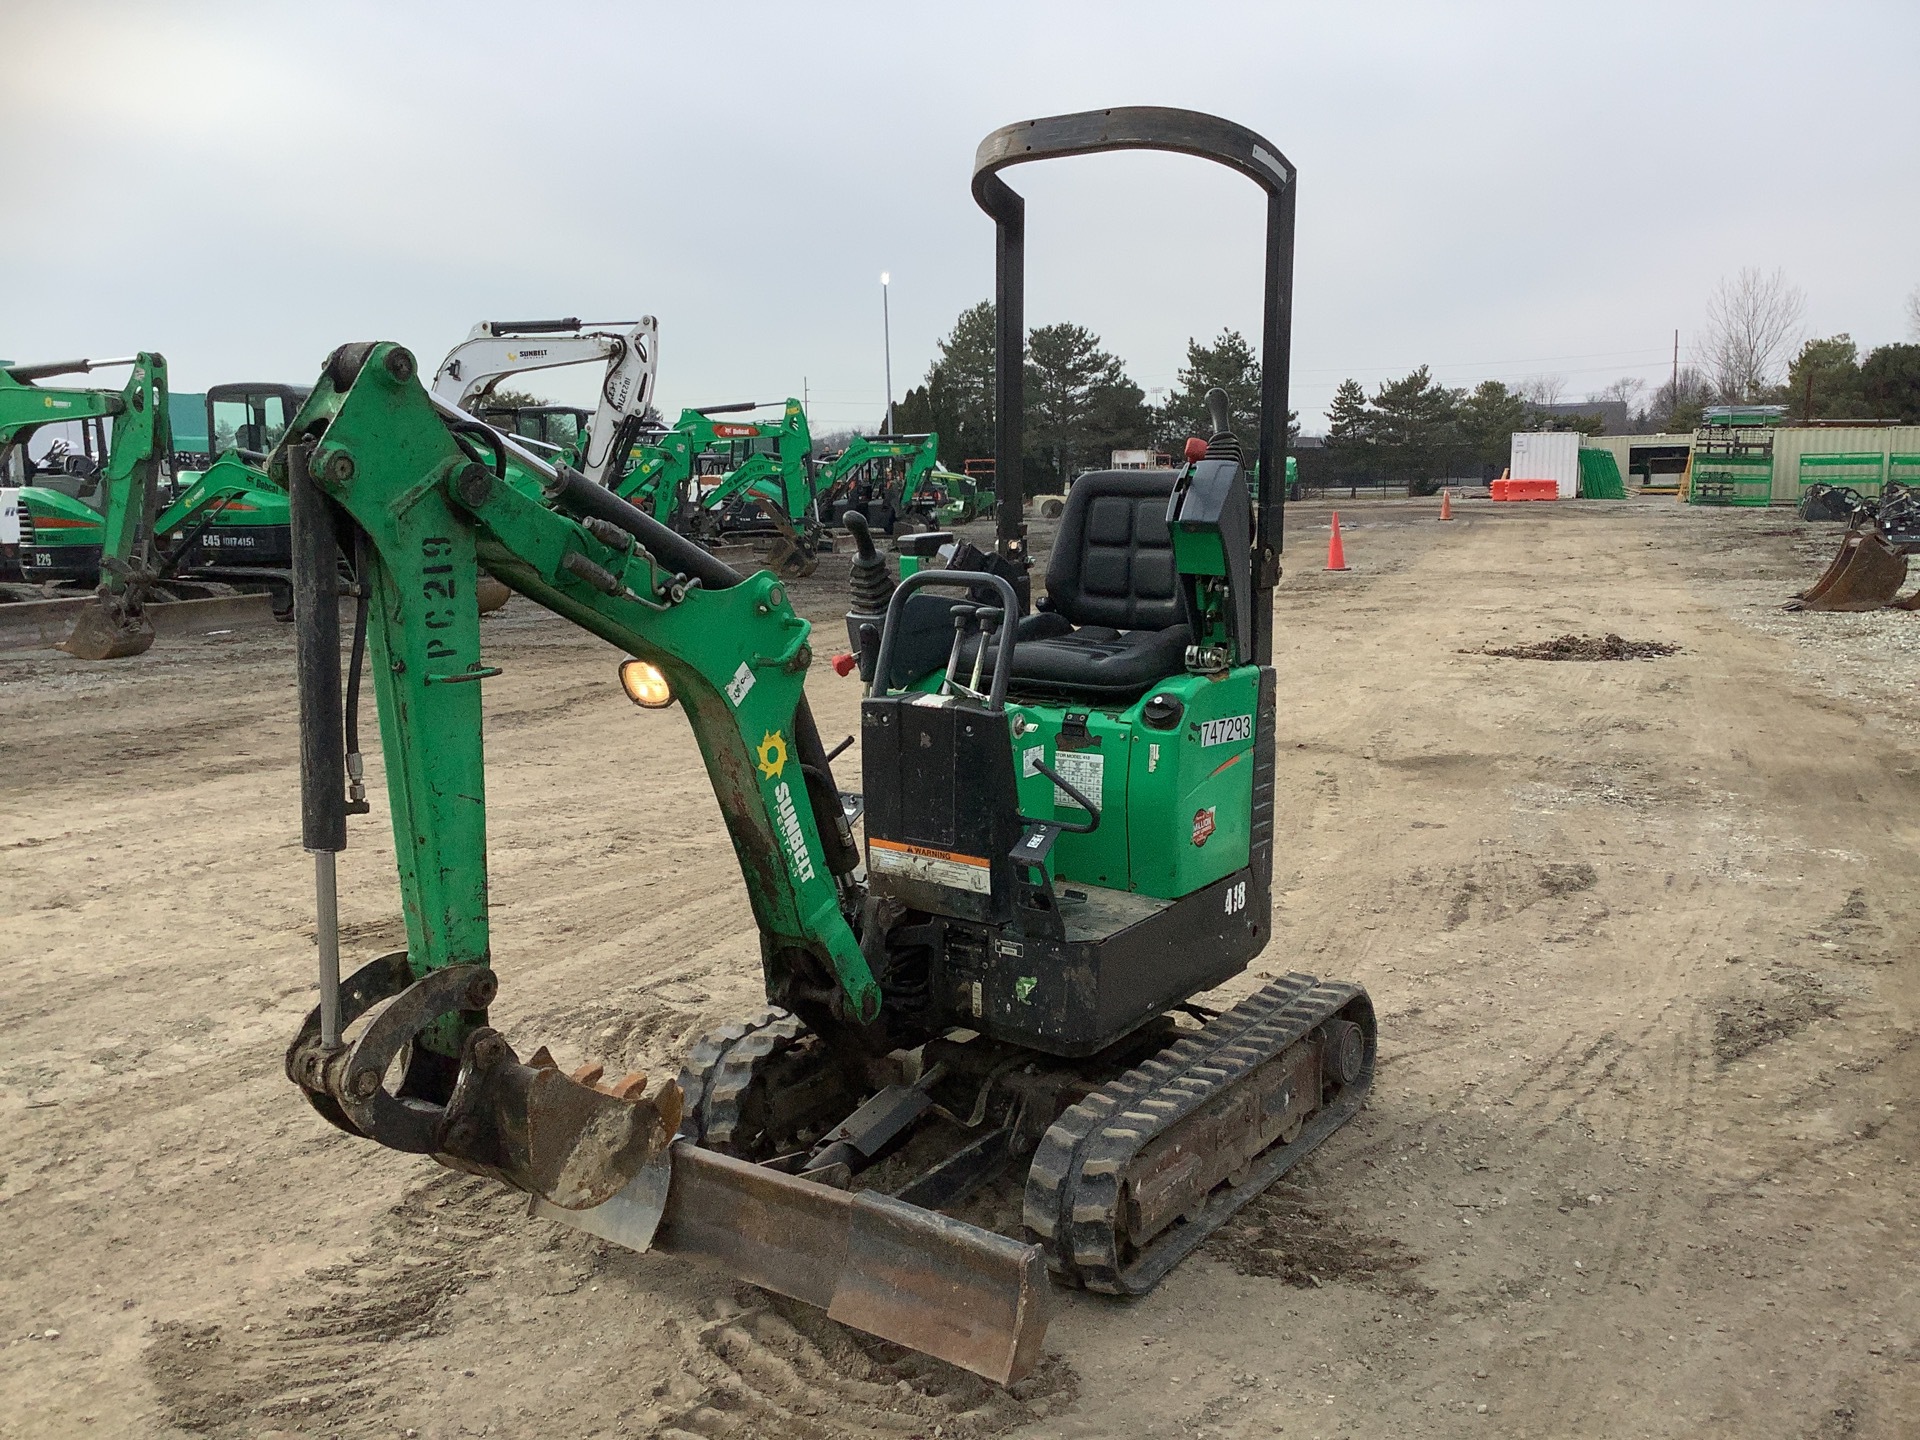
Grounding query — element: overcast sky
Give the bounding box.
[5,1,1916,431]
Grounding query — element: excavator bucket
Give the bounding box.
[753,497,819,579]
[1786,529,1911,612]
[61,595,156,659]
[475,572,512,614]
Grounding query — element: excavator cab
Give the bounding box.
[208,383,308,459]
[479,403,591,455]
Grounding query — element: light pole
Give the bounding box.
[881,271,894,434]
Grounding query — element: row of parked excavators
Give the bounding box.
[0,321,979,655]
[1789,480,1920,611]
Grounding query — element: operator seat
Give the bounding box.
[964,469,1191,701]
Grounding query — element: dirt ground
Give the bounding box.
[2,496,1917,1439]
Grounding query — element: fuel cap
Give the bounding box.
[1142,693,1184,730]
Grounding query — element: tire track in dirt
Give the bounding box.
[143,1172,516,1437]
[642,1292,1077,1439]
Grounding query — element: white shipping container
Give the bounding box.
[1509,431,1581,499]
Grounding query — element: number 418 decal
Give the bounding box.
[1224,880,1247,915]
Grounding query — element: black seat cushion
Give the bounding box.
[950,469,1197,702]
[1045,470,1183,631]
[956,615,1193,701]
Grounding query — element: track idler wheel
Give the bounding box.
[285,952,678,1209]
[61,591,155,659]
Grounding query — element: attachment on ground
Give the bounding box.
[60,589,154,659]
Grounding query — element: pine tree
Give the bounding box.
[1024,323,1148,493]
[1369,367,1461,493]
[1785,336,1863,422]
[903,301,997,469]
[1323,378,1373,481]
[1455,381,1530,475]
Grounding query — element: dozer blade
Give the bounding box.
[533,1140,1050,1385]
[60,597,155,658]
[1786,530,1910,612]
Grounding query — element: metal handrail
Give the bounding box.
[869,570,1021,711]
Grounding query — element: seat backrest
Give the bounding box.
[1044,469,1182,630]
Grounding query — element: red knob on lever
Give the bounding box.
[832,653,858,677]
[1183,436,1208,463]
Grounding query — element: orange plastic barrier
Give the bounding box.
[1491,479,1559,501]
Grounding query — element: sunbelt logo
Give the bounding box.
[773,780,816,883]
[1198,714,1252,747]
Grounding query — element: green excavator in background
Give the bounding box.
[818,431,980,534]
[278,107,1373,1384]
[2,358,316,647]
[0,355,174,656]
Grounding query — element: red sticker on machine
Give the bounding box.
[1191,807,1216,846]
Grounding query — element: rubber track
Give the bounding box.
[674,1007,789,1148]
[1023,972,1372,1295]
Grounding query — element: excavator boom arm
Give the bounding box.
[283,344,877,1027]
[431,320,659,487]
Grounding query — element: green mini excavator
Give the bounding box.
[0,355,174,655]
[819,430,980,534]
[2,358,318,649]
[279,107,1374,1384]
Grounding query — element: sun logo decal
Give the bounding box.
[755,730,788,780]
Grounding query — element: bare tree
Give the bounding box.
[1908,284,1920,341]
[1592,376,1646,408]
[1699,267,1805,402]
[1518,374,1566,405]
[1646,366,1714,431]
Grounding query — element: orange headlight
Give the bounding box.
[618,659,674,708]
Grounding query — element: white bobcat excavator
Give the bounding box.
[431,317,658,487]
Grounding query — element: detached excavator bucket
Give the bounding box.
[61,595,155,659]
[1786,530,1911,612]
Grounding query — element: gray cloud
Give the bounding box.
[4,0,1915,428]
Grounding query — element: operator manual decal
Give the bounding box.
[869,838,991,895]
[1199,714,1252,747]
[1026,748,1103,810]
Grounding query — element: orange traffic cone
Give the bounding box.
[1326,511,1350,571]
[1439,488,1453,521]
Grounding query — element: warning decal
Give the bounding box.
[1192,806,1216,846]
[869,837,992,895]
